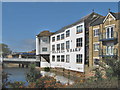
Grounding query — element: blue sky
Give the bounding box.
[2,2,118,52]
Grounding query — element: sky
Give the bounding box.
[2,2,118,52]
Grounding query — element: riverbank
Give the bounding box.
[3,63,20,68]
[35,67,85,82]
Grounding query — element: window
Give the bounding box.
[57,35,60,41]
[76,25,83,33]
[42,37,48,42]
[94,29,99,37]
[61,34,64,40]
[76,38,82,47]
[52,45,55,51]
[57,55,60,62]
[61,55,64,62]
[106,26,114,39]
[57,44,60,51]
[61,43,64,50]
[52,37,55,42]
[66,30,70,37]
[52,55,55,62]
[76,54,82,63]
[42,47,47,52]
[106,46,114,55]
[66,41,70,49]
[66,55,70,63]
[94,43,99,51]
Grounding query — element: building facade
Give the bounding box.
[36,31,54,67]
[36,11,120,72]
[89,12,120,67]
[50,12,102,72]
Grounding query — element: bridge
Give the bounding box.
[1,58,40,67]
[2,58,39,63]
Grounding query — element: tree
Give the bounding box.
[0,43,12,57]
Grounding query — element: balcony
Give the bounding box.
[99,31,118,42]
[99,48,118,58]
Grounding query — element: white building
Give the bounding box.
[36,31,54,67]
[36,12,102,72]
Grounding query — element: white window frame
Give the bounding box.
[52,45,55,51]
[52,55,55,62]
[66,41,70,49]
[52,37,55,42]
[106,45,114,55]
[106,26,114,39]
[57,55,60,62]
[61,34,64,40]
[76,25,83,33]
[61,43,64,50]
[94,29,99,37]
[42,47,47,52]
[61,55,64,62]
[76,38,82,47]
[66,55,70,63]
[66,30,70,37]
[57,35,60,41]
[94,43,99,51]
[42,37,48,42]
[76,54,82,64]
[57,44,60,51]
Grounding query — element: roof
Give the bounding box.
[90,12,120,26]
[54,12,102,35]
[110,12,120,20]
[37,31,54,37]
[90,17,105,26]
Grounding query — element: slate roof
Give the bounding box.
[111,12,120,20]
[90,12,120,26]
[54,12,103,35]
[90,17,105,26]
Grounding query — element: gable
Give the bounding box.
[103,13,116,23]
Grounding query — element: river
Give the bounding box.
[3,63,74,87]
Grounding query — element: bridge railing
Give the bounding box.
[3,58,40,62]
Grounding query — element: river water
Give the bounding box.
[3,63,74,87]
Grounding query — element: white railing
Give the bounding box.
[3,58,39,62]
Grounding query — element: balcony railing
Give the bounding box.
[99,31,118,41]
[99,48,118,57]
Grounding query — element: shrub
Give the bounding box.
[44,67,50,72]
[28,76,65,88]
[8,81,26,88]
